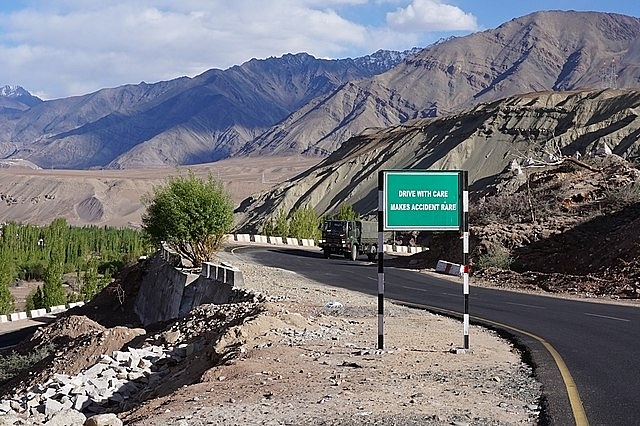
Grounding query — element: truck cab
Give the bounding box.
[319,219,377,261]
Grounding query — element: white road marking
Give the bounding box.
[505,302,546,309]
[584,312,630,322]
[397,285,429,292]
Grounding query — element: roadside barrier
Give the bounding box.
[230,234,424,255]
[1,301,85,324]
[435,259,462,276]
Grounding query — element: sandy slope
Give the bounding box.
[0,156,320,228]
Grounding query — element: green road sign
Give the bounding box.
[383,170,462,230]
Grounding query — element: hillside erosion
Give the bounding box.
[234,89,640,233]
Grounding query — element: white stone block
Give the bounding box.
[254,235,268,244]
[269,236,283,245]
[49,305,67,313]
[435,259,462,276]
[9,312,27,321]
[29,309,39,318]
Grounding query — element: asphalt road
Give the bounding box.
[0,323,43,349]
[236,245,640,426]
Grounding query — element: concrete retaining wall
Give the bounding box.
[134,244,243,326]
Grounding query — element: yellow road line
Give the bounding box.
[395,301,589,426]
[479,317,589,426]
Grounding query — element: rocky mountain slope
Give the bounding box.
[243,11,640,158]
[234,88,640,232]
[2,11,640,169]
[0,50,418,169]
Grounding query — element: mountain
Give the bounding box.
[1,11,640,170]
[241,11,640,157]
[0,50,418,169]
[233,88,640,232]
[0,85,42,110]
[0,86,43,158]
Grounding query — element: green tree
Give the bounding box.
[79,258,111,302]
[273,209,289,239]
[142,171,234,267]
[289,206,321,240]
[25,286,44,311]
[80,260,100,302]
[41,218,67,307]
[0,250,15,314]
[261,218,275,236]
[335,203,360,220]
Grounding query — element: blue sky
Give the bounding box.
[0,0,638,99]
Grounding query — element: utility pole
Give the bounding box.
[600,58,618,88]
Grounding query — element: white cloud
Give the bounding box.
[0,0,478,99]
[386,0,478,32]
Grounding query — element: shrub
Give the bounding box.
[476,245,513,270]
[0,343,54,385]
[142,171,234,267]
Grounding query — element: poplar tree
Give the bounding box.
[0,249,15,314]
[41,218,67,307]
[289,206,321,240]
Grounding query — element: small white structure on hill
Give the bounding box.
[595,142,612,156]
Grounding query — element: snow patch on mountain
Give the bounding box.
[0,85,31,98]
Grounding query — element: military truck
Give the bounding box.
[318,219,378,261]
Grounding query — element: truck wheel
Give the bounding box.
[323,249,331,259]
[367,245,377,262]
[350,244,358,261]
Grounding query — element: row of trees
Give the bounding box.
[0,171,241,314]
[261,203,360,240]
[0,167,365,315]
[0,218,152,314]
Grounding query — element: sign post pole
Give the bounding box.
[380,169,469,349]
[377,171,385,350]
[461,171,470,349]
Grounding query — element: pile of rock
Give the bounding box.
[0,292,267,425]
[0,345,173,424]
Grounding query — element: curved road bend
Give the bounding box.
[233,245,640,426]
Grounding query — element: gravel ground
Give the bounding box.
[121,246,542,426]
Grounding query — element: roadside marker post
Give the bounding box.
[377,180,385,350]
[378,169,469,350]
